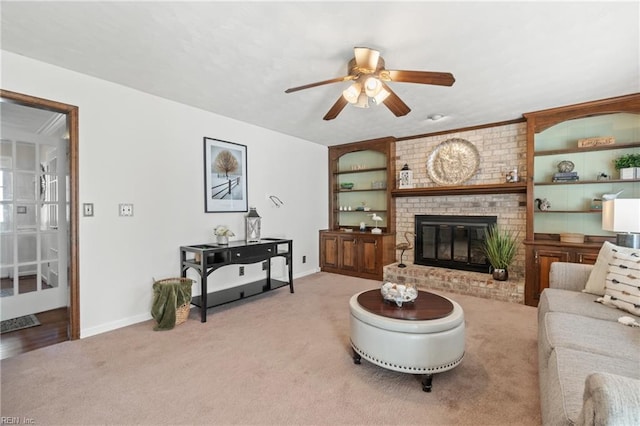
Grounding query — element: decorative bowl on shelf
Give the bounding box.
[557,160,575,173]
[381,282,418,307]
[340,182,354,190]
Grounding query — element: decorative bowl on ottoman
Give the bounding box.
[381,282,418,307]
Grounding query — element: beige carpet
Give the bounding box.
[0,272,540,425]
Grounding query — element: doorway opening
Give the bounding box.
[0,89,79,358]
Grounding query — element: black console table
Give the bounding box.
[180,238,293,322]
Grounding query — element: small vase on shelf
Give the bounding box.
[216,235,228,245]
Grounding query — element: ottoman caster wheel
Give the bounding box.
[422,374,433,392]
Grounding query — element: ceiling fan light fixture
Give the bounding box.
[342,82,362,104]
[371,87,390,105]
[364,76,382,97]
[354,92,370,109]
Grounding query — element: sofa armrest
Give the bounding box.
[549,262,593,292]
[578,372,640,426]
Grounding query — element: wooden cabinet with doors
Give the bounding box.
[319,136,396,280]
[523,93,639,306]
[319,230,395,280]
[525,238,603,302]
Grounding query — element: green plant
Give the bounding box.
[483,225,520,270]
[613,153,640,170]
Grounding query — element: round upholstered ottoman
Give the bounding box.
[349,289,465,391]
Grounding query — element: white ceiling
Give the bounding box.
[1,1,638,146]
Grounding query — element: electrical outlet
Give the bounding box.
[119,203,134,217]
[239,266,245,276]
[302,255,306,263]
[83,203,94,217]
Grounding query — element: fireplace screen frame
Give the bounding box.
[414,215,497,273]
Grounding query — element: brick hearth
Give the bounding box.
[384,263,525,304]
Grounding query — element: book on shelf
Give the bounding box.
[552,172,579,182]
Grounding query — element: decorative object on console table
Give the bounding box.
[245,207,261,242]
[602,199,640,248]
[483,224,519,281]
[398,163,413,189]
[203,137,248,213]
[613,153,640,180]
[214,225,234,245]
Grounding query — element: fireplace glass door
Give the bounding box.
[416,215,496,273]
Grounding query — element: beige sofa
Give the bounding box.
[538,260,640,425]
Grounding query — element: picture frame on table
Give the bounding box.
[203,137,248,213]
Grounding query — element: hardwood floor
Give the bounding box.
[0,307,69,360]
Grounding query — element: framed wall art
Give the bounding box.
[203,137,248,212]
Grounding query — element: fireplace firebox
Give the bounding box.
[415,215,497,273]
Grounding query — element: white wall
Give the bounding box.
[1,50,328,337]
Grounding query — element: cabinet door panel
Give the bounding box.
[359,237,379,276]
[575,250,599,265]
[339,236,358,272]
[320,235,339,269]
[536,249,571,297]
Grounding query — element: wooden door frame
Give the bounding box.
[1,89,80,340]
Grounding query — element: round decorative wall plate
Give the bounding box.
[427,138,480,185]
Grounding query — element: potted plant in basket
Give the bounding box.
[614,153,640,180]
[214,225,235,245]
[483,225,520,281]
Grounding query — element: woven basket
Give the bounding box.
[175,302,190,325]
[154,277,193,326]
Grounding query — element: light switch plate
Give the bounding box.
[119,203,134,217]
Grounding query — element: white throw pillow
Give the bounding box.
[601,248,640,316]
[583,241,640,296]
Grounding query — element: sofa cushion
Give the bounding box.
[539,288,623,322]
[601,248,640,316]
[583,241,640,296]
[546,347,640,425]
[540,312,640,363]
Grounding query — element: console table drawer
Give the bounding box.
[230,244,275,262]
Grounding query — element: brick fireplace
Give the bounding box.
[387,122,527,304]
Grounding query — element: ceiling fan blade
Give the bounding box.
[323,96,349,121]
[386,70,455,86]
[285,75,355,93]
[380,83,411,117]
[354,47,380,71]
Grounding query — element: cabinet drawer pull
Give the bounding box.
[236,253,241,257]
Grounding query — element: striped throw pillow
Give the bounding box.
[602,248,640,316]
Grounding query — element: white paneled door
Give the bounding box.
[1,120,69,320]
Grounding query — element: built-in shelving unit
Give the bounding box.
[522,93,640,306]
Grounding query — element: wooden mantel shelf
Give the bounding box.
[391,182,527,197]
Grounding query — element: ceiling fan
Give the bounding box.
[285,47,455,121]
